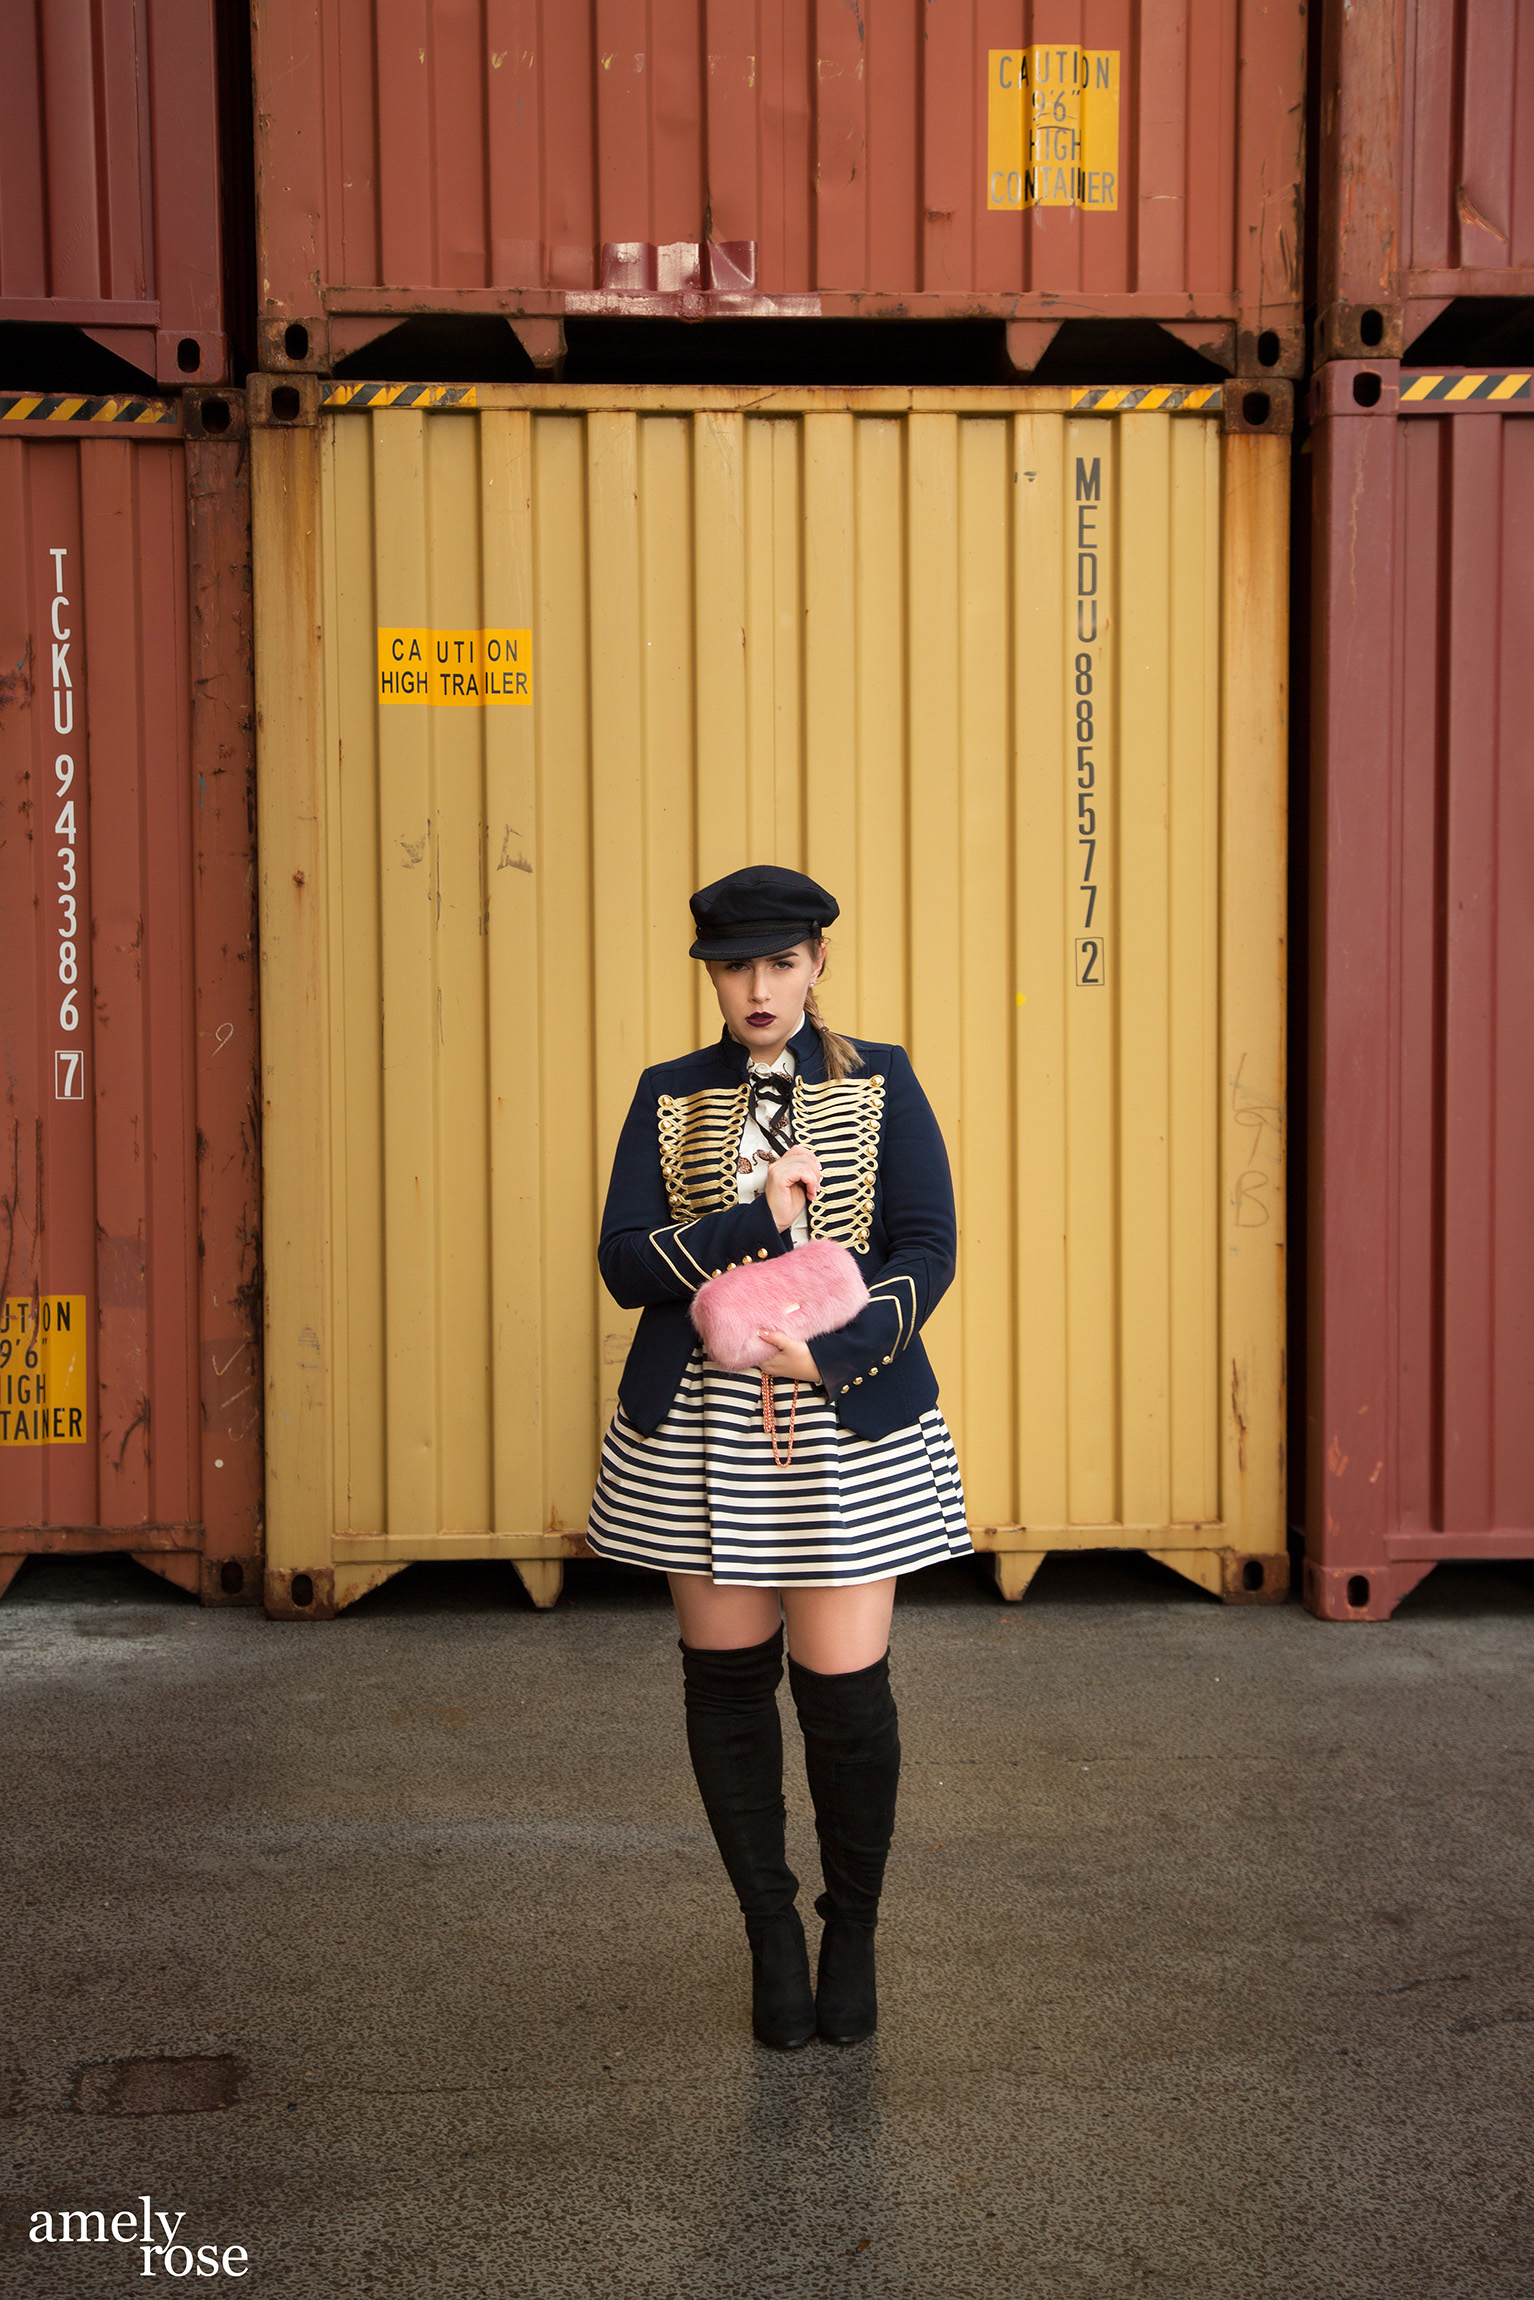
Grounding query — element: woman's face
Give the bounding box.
[706,942,823,1060]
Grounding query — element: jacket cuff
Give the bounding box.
[809,1300,902,1400]
[745,1192,795,1258]
[685,1191,793,1280]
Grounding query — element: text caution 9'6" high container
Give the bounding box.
[0,389,261,1604]
[252,0,1306,380]
[1,0,231,384]
[250,375,1289,1618]
[1306,361,1534,1620]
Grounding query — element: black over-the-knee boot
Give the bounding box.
[680,1628,816,2050]
[788,1650,901,2045]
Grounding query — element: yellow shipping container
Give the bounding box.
[250,378,1287,1617]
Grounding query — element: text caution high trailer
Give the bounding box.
[0,389,261,1602]
[251,376,1288,1617]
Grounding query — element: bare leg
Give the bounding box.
[781,1578,896,1673]
[667,1575,896,1665]
[668,1572,783,1651]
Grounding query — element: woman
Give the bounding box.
[588,864,970,2050]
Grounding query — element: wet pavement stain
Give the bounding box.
[73,2055,248,2117]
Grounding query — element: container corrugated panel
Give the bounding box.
[1315,0,1534,360]
[0,391,261,1604]
[1305,360,1534,1620]
[0,0,229,385]
[250,377,1288,1618]
[252,0,1305,380]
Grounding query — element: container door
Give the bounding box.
[254,390,1286,1612]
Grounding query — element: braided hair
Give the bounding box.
[803,941,863,1082]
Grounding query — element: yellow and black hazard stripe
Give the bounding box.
[1068,383,1222,413]
[320,382,478,411]
[1401,371,1532,402]
[0,392,178,426]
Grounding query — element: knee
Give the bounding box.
[787,1651,897,1738]
[681,1626,785,1711]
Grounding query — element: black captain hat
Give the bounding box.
[688,864,841,961]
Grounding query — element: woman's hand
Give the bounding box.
[764,1145,821,1232]
[758,1332,822,1384]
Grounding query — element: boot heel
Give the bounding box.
[746,1911,816,2050]
[815,1916,878,2044]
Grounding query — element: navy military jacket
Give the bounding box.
[597,1019,956,1442]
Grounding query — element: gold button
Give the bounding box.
[853,1376,863,1386]
[727,1261,736,1270]
[758,1248,768,1259]
[711,1269,721,1278]
[840,1385,849,1396]
[883,1355,892,1365]
[869,1367,878,1377]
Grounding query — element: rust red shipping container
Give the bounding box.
[252,0,1306,379]
[1305,360,1534,1620]
[1315,0,1534,359]
[0,0,229,385]
[0,391,260,1604]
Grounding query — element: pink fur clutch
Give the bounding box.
[690,1238,871,1372]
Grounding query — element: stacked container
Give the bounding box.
[250,375,1289,1616]
[0,388,261,1603]
[244,5,1300,1621]
[0,3,262,1606]
[251,2,1307,380]
[16,1,1525,1627]
[1,0,232,385]
[1314,0,1534,362]
[1304,0,1534,1617]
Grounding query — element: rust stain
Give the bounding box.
[233,1264,263,1341]
[1455,185,1507,244]
[1230,1358,1248,1475]
[1328,1435,1349,1477]
[0,640,33,714]
[111,1395,151,1473]
[0,1117,27,1305]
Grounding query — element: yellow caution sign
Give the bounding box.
[378,628,532,706]
[988,48,1120,212]
[0,1295,86,1444]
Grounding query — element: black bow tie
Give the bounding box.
[747,1067,796,1158]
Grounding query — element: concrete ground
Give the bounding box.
[2,1548,1531,2300]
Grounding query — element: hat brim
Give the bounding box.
[689,923,823,962]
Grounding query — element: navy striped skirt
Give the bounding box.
[586,1348,972,1587]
